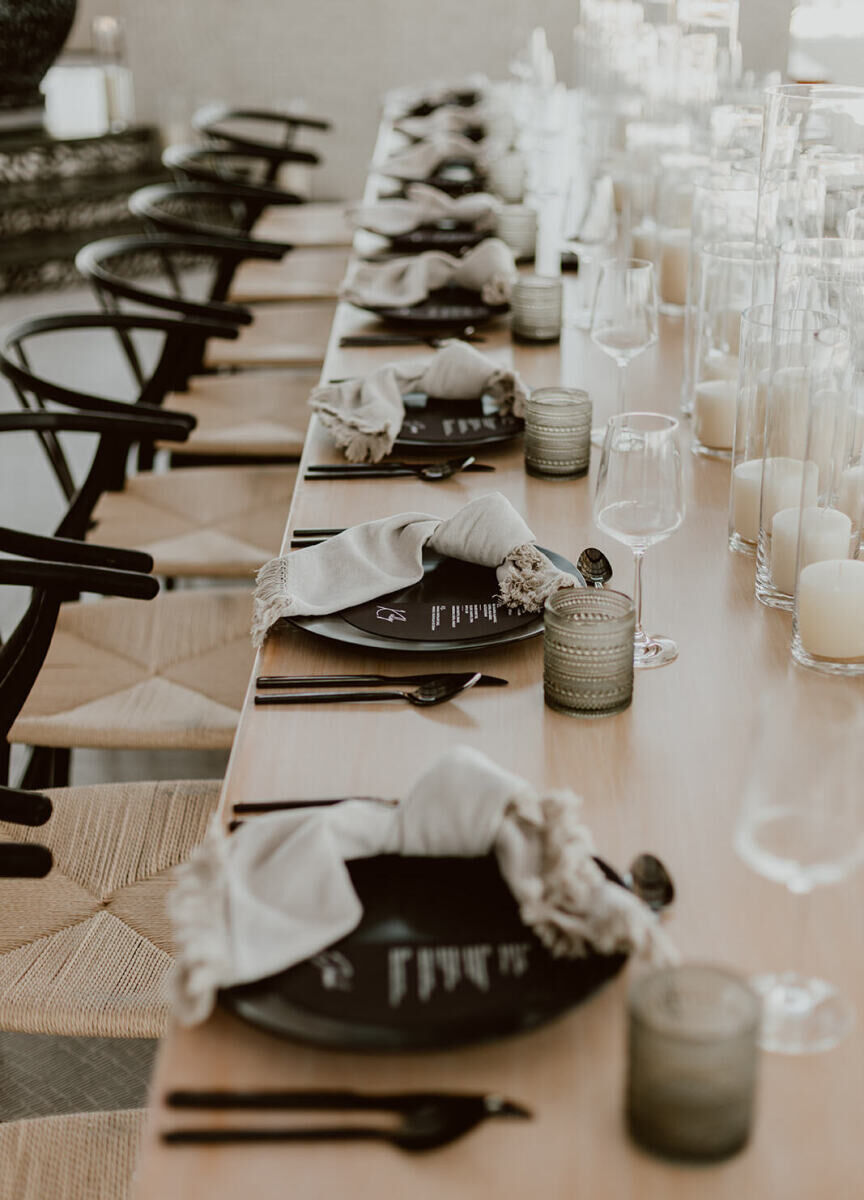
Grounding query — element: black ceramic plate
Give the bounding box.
[359,285,508,332]
[387,224,490,255]
[288,546,582,654]
[394,389,523,451]
[400,90,482,119]
[220,854,627,1052]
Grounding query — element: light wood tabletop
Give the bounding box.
[131,116,864,1200]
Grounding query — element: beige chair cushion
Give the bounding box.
[230,247,349,303]
[0,1109,145,1200]
[160,370,315,459]
[204,302,335,368]
[0,778,221,1037]
[10,589,253,751]
[255,200,353,246]
[90,465,296,577]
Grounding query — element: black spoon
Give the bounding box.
[576,547,613,588]
[626,853,676,911]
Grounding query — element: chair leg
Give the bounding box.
[20,746,71,790]
[0,741,9,787]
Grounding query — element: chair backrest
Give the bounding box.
[162,144,305,207]
[129,181,296,247]
[192,103,329,183]
[0,312,225,499]
[74,236,256,378]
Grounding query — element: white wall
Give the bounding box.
[67,0,795,200]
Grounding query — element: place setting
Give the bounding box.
[308,337,526,471]
[348,183,501,257]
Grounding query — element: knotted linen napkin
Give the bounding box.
[251,492,578,646]
[378,132,507,182]
[311,339,526,463]
[170,745,678,1025]
[388,74,489,117]
[394,106,489,140]
[349,182,501,238]
[341,237,517,309]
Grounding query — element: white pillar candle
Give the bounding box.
[798,559,864,660]
[732,458,764,543]
[838,464,864,524]
[770,506,853,596]
[701,352,740,382]
[694,379,737,450]
[762,457,819,527]
[658,231,689,307]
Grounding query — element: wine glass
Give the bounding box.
[734,677,864,1053]
[593,412,684,668]
[590,258,659,445]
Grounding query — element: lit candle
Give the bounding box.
[838,464,864,524]
[770,506,853,596]
[694,379,737,450]
[798,559,864,660]
[658,230,689,308]
[731,459,764,544]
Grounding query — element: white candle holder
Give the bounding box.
[691,241,774,460]
[756,322,852,611]
[728,305,774,556]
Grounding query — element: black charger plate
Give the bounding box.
[394,389,523,451]
[387,224,490,255]
[359,285,508,332]
[220,853,627,1052]
[289,546,582,654]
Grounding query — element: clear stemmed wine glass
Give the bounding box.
[593,412,684,668]
[734,677,864,1053]
[589,258,659,445]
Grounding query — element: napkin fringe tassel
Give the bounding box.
[497,544,577,612]
[252,556,297,647]
[314,408,393,463]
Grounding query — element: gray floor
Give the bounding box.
[0,284,230,1120]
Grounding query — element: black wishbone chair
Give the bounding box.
[0,545,222,1196]
[162,143,354,249]
[76,231,333,375]
[192,102,331,180]
[129,181,348,304]
[0,405,255,788]
[0,313,298,575]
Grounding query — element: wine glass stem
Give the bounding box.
[632,549,649,648]
[616,360,628,415]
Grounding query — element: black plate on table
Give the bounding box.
[220,853,628,1052]
[400,90,482,119]
[387,223,491,255]
[393,389,524,452]
[289,546,581,654]
[359,285,508,332]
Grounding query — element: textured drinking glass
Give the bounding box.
[690,241,774,459]
[594,413,684,668]
[589,258,659,445]
[524,387,591,478]
[494,203,537,260]
[626,964,760,1162]
[543,588,635,717]
[756,321,850,610]
[511,275,562,342]
[735,679,864,1051]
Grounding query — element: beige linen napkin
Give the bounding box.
[379,132,506,182]
[349,183,500,238]
[251,492,578,646]
[341,237,517,309]
[311,339,526,462]
[170,745,677,1025]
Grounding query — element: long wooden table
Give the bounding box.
[132,116,864,1200]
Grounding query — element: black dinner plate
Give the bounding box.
[288,546,582,654]
[400,90,482,119]
[219,853,628,1052]
[358,285,509,332]
[386,159,488,198]
[394,388,523,451]
[387,223,491,255]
